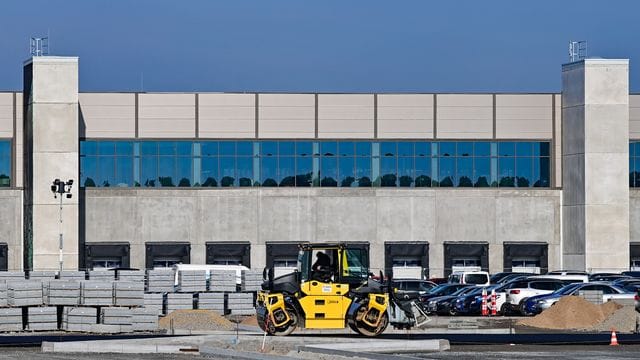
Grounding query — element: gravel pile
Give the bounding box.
[592,305,638,333]
[518,296,622,330]
[158,309,234,331]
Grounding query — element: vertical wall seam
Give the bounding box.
[492,94,497,139]
[374,94,378,139]
[134,93,139,138]
[255,93,259,139]
[194,93,199,139]
[433,94,437,139]
[314,94,319,139]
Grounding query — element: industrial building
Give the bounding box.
[0,55,637,278]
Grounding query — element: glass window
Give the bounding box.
[279,156,295,187]
[339,156,355,187]
[176,156,192,187]
[321,142,337,157]
[457,157,473,187]
[516,142,533,157]
[516,157,533,187]
[397,142,413,157]
[140,156,157,187]
[115,141,133,156]
[414,157,432,187]
[499,142,515,157]
[201,157,218,187]
[438,157,455,187]
[220,156,235,187]
[338,142,355,157]
[380,156,397,187]
[456,142,473,157]
[474,142,491,157]
[415,142,430,157]
[499,157,515,187]
[533,157,550,187]
[237,141,253,156]
[356,142,371,157]
[398,157,413,187]
[533,142,550,157]
[237,157,253,187]
[115,157,133,187]
[219,141,235,156]
[81,156,97,187]
[158,142,175,156]
[381,142,396,157]
[81,141,97,156]
[356,157,372,187]
[176,142,192,156]
[296,141,313,157]
[320,156,337,187]
[261,157,277,187]
[296,156,313,187]
[474,157,491,187]
[141,142,157,156]
[158,156,176,187]
[261,141,277,156]
[201,142,218,156]
[98,156,114,187]
[98,141,115,156]
[439,142,455,157]
[635,157,640,187]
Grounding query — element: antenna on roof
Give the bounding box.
[569,41,587,62]
[30,36,49,57]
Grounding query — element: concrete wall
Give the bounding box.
[0,189,22,270]
[84,188,561,276]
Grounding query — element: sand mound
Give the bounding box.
[159,310,234,331]
[518,296,623,330]
[240,315,258,327]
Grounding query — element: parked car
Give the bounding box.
[523,283,634,315]
[391,279,437,296]
[636,288,640,313]
[424,286,478,315]
[448,271,490,286]
[589,274,631,282]
[452,285,502,315]
[612,278,640,287]
[490,272,515,284]
[504,279,566,315]
[527,274,589,283]
[622,271,640,278]
[547,270,589,276]
[494,273,535,285]
[419,284,473,303]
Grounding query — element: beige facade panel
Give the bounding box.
[495,94,553,139]
[318,94,374,138]
[138,93,195,138]
[436,94,493,139]
[79,93,135,138]
[258,94,315,138]
[377,94,434,139]
[199,93,255,138]
[630,95,640,139]
[0,93,13,138]
[555,94,562,188]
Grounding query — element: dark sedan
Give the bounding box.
[451,285,501,315]
[423,286,478,315]
[419,284,473,304]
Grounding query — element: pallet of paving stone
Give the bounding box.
[114,281,144,307]
[177,270,207,292]
[132,308,159,331]
[100,307,133,327]
[7,280,43,307]
[58,271,86,281]
[208,270,236,292]
[196,292,224,313]
[146,269,175,293]
[45,280,81,306]
[226,292,254,312]
[166,293,193,313]
[88,270,115,281]
[116,270,145,282]
[81,281,114,306]
[0,272,25,281]
[62,307,97,332]
[90,324,133,333]
[241,270,263,292]
[28,271,57,281]
[143,293,163,315]
[27,307,58,331]
[0,308,23,332]
[0,282,7,307]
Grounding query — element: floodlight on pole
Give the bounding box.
[51,179,73,273]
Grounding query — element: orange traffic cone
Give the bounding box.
[610,330,619,346]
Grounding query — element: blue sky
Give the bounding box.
[0,0,638,92]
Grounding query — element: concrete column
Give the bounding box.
[23,57,79,271]
[561,59,629,272]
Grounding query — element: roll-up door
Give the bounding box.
[503,242,548,274]
[84,242,130,270]
[206,242,251,267]
[145,242,190,269]
[0,243,8,271]
[443,242,488,276]
[630,243,640,270]
[266,242,300,277]
[384,242,429,279]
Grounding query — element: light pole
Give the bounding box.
[51,179,73,273]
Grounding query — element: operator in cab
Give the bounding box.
[311,251,333,282]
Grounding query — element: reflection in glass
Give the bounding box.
[457,157,473,187]
[516,157,532,187]
[98,156,114,187]
[414,157,431,187]
[296,156,313,187]
[473,157,491,187]
[380,156,397,187]
[176,156,191,187]
[533,157,550,187]
[440,142,455,157]
[81,156,97,187]
[237,157,253,186]
[398,157,413,187]
[158,157,176,187]
[115,157,133,187]
[339,156,355,187]
[220,156,235,187]
[439,157,454,187]
[457,142,473,157]
[141,156,157,187]
[320,157,337,187]
[279,156,295,187]
[499,157,515,187]
[261,157,277,187]
[201,157,218,187]
[356,157,371,187]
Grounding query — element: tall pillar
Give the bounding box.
[23,56,79,271]
[562,59,629,272]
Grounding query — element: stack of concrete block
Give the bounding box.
[7,280,43,307]
[209,270,236,292]
[579,290,604,305]
[28,271,56,281]
[88,270,114,281]
[46,280,81,306]
[100,307,133,333]
[81,281,113,306]
[241,270,263,292]
[0,272,25,281]
[27,307,58,331]
[132,308,159,331]
[227,293,255,315]
[166,293,193,313]
[58,271,86,281]
[146,269,175,293]
[143,293,163,315]
[117,270,145,282]
[0,308,22,331]
[62,307,97,332]
[114,281,144,307]
[0,282,7,307]
[177,270,206,292]
[197,292,224,313]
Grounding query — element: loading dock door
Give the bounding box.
[0,243,7,271]
[443,242,488,276]
[631,243,640,271]
[145,242,190,269]
[503,243,548,274]
[206,242,251,268]
[384,242,428,279]
[84,243,130,270]
[266,242,300,277]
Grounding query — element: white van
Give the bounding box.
[172,264,250,286]
[448,271,490,286]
